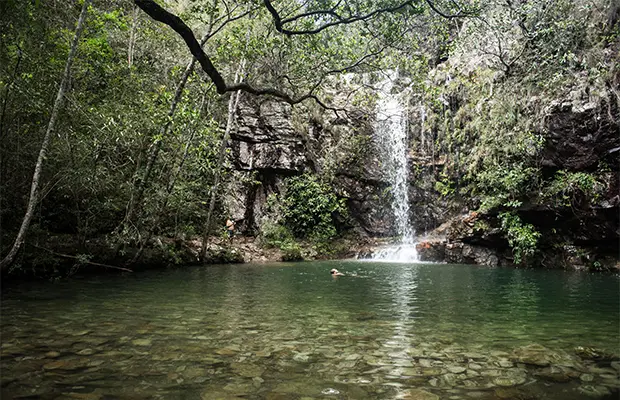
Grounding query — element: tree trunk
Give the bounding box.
[201,60,245,261]
[0,0,92,271]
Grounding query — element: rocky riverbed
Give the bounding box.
[2,324,618,399]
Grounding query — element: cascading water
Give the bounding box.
[371,72,419,262]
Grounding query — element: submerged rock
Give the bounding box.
[230,362,264,378]
[42,359,88,371]
[577,385,612,398]
[534,366,573,382]
[400,388,439,400]
[575,346,620,363]
[511,344,558,367]
[493,375,526,387]
[131,339,152,347]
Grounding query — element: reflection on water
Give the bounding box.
[1,261,618,399]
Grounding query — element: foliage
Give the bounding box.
[435,172,456,197]
[498,212,541,264]
[1,0,616,270]
[543,171,604,208]
[282,174,347,240]
[417,0,617,263]
[259,221,302,261]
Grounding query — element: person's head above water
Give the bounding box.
[330,268,344,276]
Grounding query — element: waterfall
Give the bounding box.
[371,72,419,262]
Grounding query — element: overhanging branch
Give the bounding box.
[263,0,471,36]
[134,0,345,114]
[264,0,420,36]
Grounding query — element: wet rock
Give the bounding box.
[131,339,152,347]
[408,348,425,358]
[466,370,480,378]
[580,373,594,382]
[493,375,526,387]
[611,361,620,372]
[422,368,443,376]
[441,373,463,386]
[401,388,440,400]
[60,393,102,400]
[599,374,620,387]
[578,385,612,397]
[534,366,572,382]
[463,353,487,362]
[575,346,620,363]
[292,352,310,363]
[448,366,467,374]
[467,362,483,370]
[255,350,272,358]
[200,390,244,400]
[272,382,318,396]
[223,382,255,395]
[494,388,524,399]
[399,367,422,377]
[265,394,292,400]
[42,359,88,371]
[45,351,61,358]
[464,391,487,398]
[216,346,240,356]
[230,362,264,378]
[497,359,513,368]
[419,359,433,367]
[460,379,479,389]
[511,344,557,367]
[183,366,205,379]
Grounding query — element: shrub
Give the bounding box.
[282,174,347,241]
[499,212,541,264]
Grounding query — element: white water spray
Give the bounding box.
[371,72,419,262]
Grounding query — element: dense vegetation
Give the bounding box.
[416,0,619,267]
[1,0,618,275]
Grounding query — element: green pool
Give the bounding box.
[1,261,618,399]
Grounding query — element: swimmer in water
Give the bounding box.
[330,268,345,277]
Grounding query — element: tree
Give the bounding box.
[0,0,93,271]
[133,0,471,109]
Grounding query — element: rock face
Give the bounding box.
[225,97,309,234]
[417,79,620,268]
[540,84,620,171]
[227,73,619,269]
[333,173,393,236]
[227,95,402,238]
[415,213,508,267]
[231,100,307,172]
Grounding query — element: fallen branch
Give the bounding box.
[30,244,133,272]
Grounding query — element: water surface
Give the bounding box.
[1,261,619,399]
